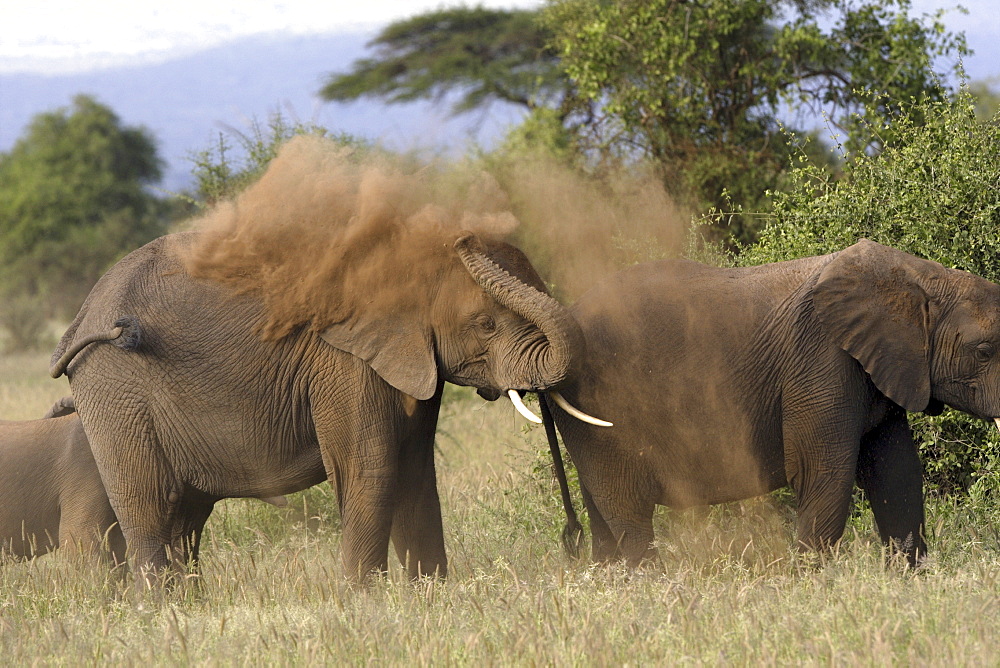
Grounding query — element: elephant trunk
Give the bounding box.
[455,234,582,390]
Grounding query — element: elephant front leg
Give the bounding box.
[784,425,859,557]
[333,464,397,582]
[856,412,926,566]
[390,438,447,578]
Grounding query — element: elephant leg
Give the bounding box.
[334,463,397,581]
[57,492,122,564]
[313,386,444,582]
[83,413,179,588]
[856,413,925,566]
[166,492,216,575]
[580,483,616,563]
[586,488,657,566]
[390,434,447,578]
[784,429,858,555]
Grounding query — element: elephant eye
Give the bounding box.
[975,342,996,363]
[477,315,496,333]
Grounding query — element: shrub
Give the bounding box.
[743,85,1000,494]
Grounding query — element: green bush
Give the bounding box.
[743,85,1000,494]
[187,113,369,205]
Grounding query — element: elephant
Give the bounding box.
[50,227,597,585]
[543,239,1000,567]
[0,397,287,566]
[0,397,126,563]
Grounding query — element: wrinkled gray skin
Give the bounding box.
[0,397,125,563]
[53,231,579,585]
[547,240,1000,567]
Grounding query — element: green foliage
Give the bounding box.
[542,0,967,245]
[970,79,1000,121]
[746,86,1000,494]
[320,7,573,116]
[187,113,367,205]
[0,95,169,348]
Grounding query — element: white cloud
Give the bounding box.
[0,0,544,74]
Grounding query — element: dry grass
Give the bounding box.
[2,351,1000,664]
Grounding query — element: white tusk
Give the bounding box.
[994,417,1000,435]
[551,391,613,427]
[508,389,542,423]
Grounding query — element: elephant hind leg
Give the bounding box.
[84,413,181,588]
[856,413,925,566]
[166,489,217,576]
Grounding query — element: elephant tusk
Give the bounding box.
[551,391,614,427]
[508,389,542,424]
[994,417,1000,435]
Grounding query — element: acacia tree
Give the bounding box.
[0,95,168,348]
[321,7,578,118]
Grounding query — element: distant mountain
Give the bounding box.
[0,32,526,192]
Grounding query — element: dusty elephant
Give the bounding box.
[0,396,126,562]
[50,164,597,590]
[544,239,1000,566]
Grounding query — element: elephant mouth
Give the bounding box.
[507,389,613,427]
[477,387,502,401]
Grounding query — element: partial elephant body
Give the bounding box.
[0,404,125,562]
[55,229,576,583]
[549,241,1000,565]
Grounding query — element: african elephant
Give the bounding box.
[51,224,592,584]
[0,397,287,565]
[544,239,1000,567]
[0,397,126,562]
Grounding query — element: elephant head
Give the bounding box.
[317,231,585,408]
[813,239,1000,423]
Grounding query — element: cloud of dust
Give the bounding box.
[181,135,522,339]
[495,158,690,301]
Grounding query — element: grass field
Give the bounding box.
[2,350,1000,664]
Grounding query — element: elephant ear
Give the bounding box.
[812,239,932,412]
[319,315,437,401]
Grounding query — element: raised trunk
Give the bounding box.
[454,234,582,390]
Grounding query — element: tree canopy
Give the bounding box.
[0,94,168,348]
[320,7,574,117]
[322,1,968,245]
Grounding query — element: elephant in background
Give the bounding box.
[0,397,287,565]
[545,239,1000,566]
[0,397,126,563]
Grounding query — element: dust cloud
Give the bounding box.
[497,158,689,301]
[182,135,521,340]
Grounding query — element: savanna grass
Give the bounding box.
[2,351,1000,664]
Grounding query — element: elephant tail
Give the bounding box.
[49,316,142,379]
[540,393,584,560]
